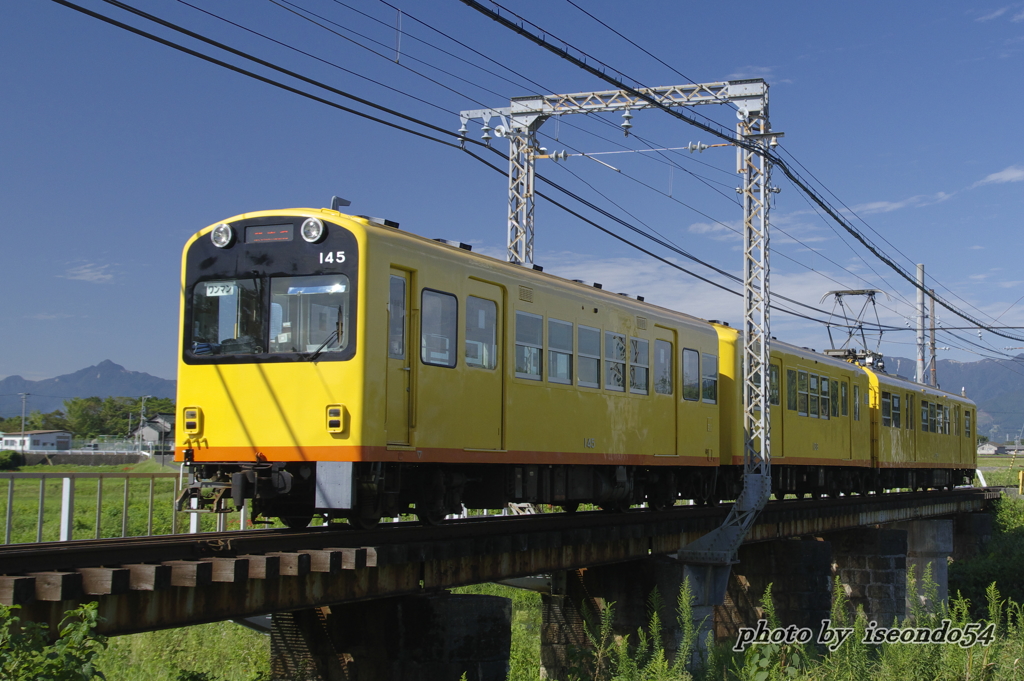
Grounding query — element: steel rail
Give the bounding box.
[0,488,997,576]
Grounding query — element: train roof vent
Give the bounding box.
[636,316,648,330]
[708,319,730,327]
[571,279,602,289]
[593,282,603,289]
[617,292,629,297]
[532,264,544,272]
[518,285,534,303]
[359,215,400,229]
[433,238,472,251]
[637,296,645,302]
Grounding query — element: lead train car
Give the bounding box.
[175,208,976,528]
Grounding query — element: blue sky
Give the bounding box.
[2,1,1022,382]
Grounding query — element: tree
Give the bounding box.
[979,434,990,444]
[63,398,104,438]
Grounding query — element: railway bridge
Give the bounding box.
[0,488,998,680]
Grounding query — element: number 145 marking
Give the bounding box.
[319,251,346,264]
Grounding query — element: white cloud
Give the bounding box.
[1013,9,1024,21]
[970,245,985,250]
[850,192,952,214]
[59,264,113,283]
[688,220,741,242]
[977,7,1010,21]
[973,165,1024,187]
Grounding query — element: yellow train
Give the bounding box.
[174,206,977,527]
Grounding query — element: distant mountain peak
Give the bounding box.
[0,363,175,418]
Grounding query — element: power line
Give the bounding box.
[460,0,1024,343]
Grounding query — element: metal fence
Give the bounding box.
[0,471,247,544]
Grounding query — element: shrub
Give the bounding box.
[0,450,24,470]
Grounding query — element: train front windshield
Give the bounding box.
[190,274,350,357]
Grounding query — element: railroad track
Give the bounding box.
[0,487,997,575]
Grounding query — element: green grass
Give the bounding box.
[0,461,246,544]
[451,583,542,680]
[94,621,269,681]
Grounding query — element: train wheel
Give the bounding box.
[561,503,580,514]
[281,514,313,529]
[417,508,445,526]
[353,512,381,530]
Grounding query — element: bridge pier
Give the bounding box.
[540,558,690,678]
[716,539,833,639]
[892,519,953,612]
[270,592,511,681]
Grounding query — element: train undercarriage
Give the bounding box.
[175,459,976,530]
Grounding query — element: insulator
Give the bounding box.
[481,124,492,142]
[621,109,633,136]
[458,122,468,137]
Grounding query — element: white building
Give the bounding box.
[1,430,72,452]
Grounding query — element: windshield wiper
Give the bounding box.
[307,330,338,362]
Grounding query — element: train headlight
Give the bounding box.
[301,217,325,243]
[183,407,203,435]
[210,223,234,248]
[326,404,346,433]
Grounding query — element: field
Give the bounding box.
[0,461,248,545]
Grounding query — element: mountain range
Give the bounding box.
[0,361,175,418]
[1,355,1023,440]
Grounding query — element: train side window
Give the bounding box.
[830,380,839,417]
[654,340,673,395]
[853,384,861,421]
[514,311,543,380]
[388,276,406,359]
[954,405,961,436]
[943,405,950,435]
[819,377,830,420]
[841,381,849,417]
[808,375,820,418]
[682,349,700,401]
[892,394,901,428]
[907,394,914,430]
[578,326,601,388]
[465,296,497,370]
[421,289,458,368]
[701,354,718,404]
[630,338,649,395]
[769,365,781,406]
[881,391,892,427]
[928,402,937,433]
[965,410,972,438]
[548,319,573,384]
[787,370,797,410]
[921,400,930,433]
[798,371,809,416]
[605,332,627,392]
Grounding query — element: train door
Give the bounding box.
[460,279,504,450]
[385,270,411,445]
[652,326,678,455]
[841,379,853,459]
[769,361,783,458]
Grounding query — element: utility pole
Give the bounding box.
[137,396,151,454]
[460,78,779,605]
[929,289,937,387]
[18,393,28,453]
[916,264,926,384]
